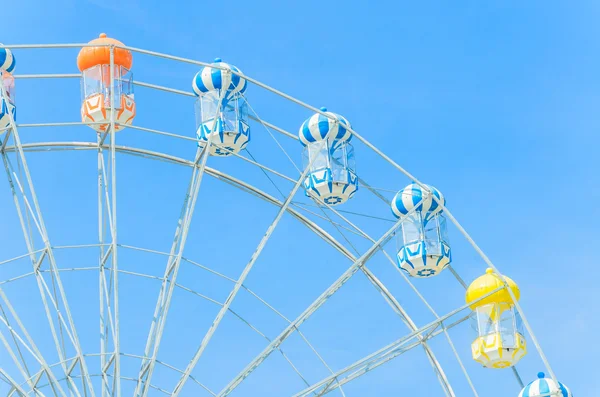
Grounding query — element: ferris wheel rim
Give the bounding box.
[2,241,351,396]
[0,41,561,396]
[0,140,433,396]
[0,128,466,396]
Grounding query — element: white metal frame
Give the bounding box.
[0,41,562,397]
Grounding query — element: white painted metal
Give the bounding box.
[0,368,31,397]
[0,41,560,397]
[246,110,458,397]
[108,46,122,397]
[133,88,226,397]
[0,140,532,395]
[217,201,424,396]
[294,287,504,396]
[0,83,96,397]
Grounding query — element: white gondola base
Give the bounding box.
[397,240,451,278]
[196,120,250,157]
[303,168,358,206]
[0,98,15,130]
[81,93,136,133]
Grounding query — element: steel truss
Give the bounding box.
[0,41,560,397]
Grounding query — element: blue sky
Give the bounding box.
[0,0,597,396]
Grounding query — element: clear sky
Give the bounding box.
[0,0,597,396]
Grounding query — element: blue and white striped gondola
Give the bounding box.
[192,58,249,157]
[0,46,16,73]
[0,45,16,131]
[519,373,572,397]
[299,108,358,206]
[391,183,450,278]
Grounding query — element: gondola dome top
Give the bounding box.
[518,372,572,397]
[0,46,16,73]
[298,108,352,146]
[77,33,132,72]
[466,268,520,310]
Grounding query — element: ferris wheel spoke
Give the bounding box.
[242,187,455,396]
[0,99,96,397]
[122,265,316,392]
[170,140,328,397]
[133,119,216,397]
[227,308,315,390]
[312,338,425,396]
[294,301,482,397]
[241,286,347,396]
[100,48,124,397]
[0,314,39,395]
[512,366,525,388]
[331,118,562,391]
[304,195,458,397]
[132,166,204,396]
[0,139,450,397]
[211,72,548,393]
[97,129,119,397]
[379,246,482,396]
[0,368,35,397]
[0,288,69,397]
[153,257,345,396]
[26,141,388,396]
[0,42,564,397]
[216,201,425,397]
[362,266,457,397]
[0,172,80,397]
[305,177,479,396]
[0,180,71,396]
[118,263,309,388]
[317,311,469,396]
[0,295,32,382]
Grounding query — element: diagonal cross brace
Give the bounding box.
[0,84,96,397]
[216,197,424,396]
[170,140,329,397]
[133,87,228,397]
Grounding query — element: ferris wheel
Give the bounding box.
[0,35,572,397]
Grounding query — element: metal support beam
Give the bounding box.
[0,312,41,396]
[0,288,66,397]
[338,123,556,393]
[249,110,458,397]
[171,139,327,396]
[132,148,210,397]
[0,80,96,397]
[133,88,227,397]
[293,288,502,396]
[217,200,423,396]
[249,97,521,394]
[185,51,551,394]
[108,47,122,397]
[0,368,32,397]
[298,197,456,396]
[0,43,557,396]
[98,129,117,396]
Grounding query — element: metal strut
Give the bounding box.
[0,41,558,396]
[133,88,226,397]
[171,140,328,396]
[217,199,424,396]
[0,76,96,397]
